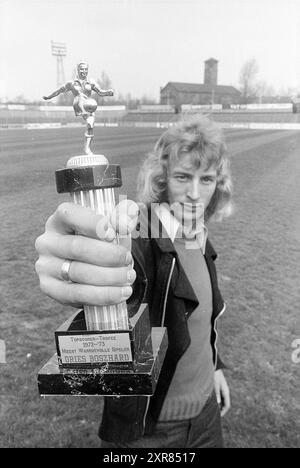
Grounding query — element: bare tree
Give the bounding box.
[255,80,276,103]
[256,80,275,97]
[239,58,259,104]
[11,94,28,104]
[278,86,298,97]
[140,94,157,105]
[96,71,113,105]
[97,71,113,91]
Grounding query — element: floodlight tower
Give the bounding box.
[51,41,67,89]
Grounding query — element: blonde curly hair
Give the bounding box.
[137,114,233,221]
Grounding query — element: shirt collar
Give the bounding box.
[154,204,208,254]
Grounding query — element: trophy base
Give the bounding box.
[37,303,168,396]
[37,327,167,396]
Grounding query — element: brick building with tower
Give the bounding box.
[160,58,241,108]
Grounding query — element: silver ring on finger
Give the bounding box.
[61,259,73,282]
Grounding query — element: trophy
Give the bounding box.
[37,64,168,396]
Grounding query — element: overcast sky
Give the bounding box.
[1,0,300,101]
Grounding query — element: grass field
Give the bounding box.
[0,125,299,448]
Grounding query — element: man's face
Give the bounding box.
[167,152,217,223]
[78,64,88,79]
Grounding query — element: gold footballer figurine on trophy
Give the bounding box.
[43,61,114,154]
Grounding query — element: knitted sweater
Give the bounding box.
[159,236,215,421]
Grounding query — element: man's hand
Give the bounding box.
[214,369,230,417]
[35,199,139,308]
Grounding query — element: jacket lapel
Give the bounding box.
[204,240,224,318]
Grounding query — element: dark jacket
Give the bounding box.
[99,209,226,443]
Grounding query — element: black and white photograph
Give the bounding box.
[0,0,299,451]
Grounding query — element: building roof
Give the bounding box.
[161,82,241,95]
[205,57,218,63]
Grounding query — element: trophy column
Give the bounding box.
[37,153,168,397]
[63,154,129,332]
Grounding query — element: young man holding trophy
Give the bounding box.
[35,114,232,448]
